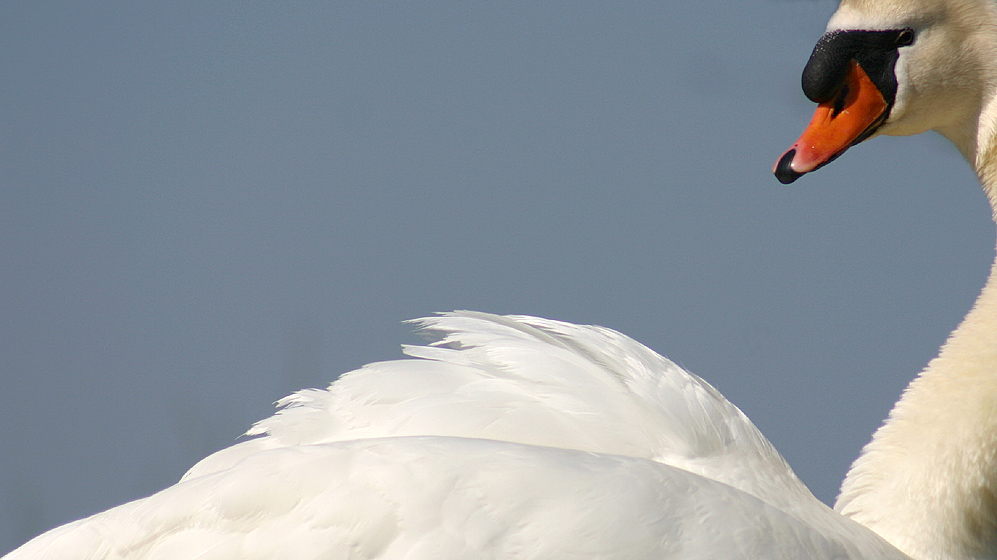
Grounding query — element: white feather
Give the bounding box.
[3,313,903,559]
[9,0,997,558]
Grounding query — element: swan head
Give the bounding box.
[774,0,997,184]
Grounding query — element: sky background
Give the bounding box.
[1,2,991,553]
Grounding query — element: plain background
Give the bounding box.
[1,2,989,553]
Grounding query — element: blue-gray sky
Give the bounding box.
[1,2,989,553]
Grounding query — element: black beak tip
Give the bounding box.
[774,149,804,184]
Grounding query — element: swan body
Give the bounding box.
[7,0,997,558]
[3,314,904,559]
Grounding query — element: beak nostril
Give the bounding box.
[832,83,850,118]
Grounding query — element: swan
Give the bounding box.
[5,0,997,558]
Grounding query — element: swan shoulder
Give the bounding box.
[6,437,907,560]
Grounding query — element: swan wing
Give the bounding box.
[192,312,809,511]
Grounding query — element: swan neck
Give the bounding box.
[834,145,997,560]
[981,138,997,215]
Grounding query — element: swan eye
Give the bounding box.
[896,28,915,47]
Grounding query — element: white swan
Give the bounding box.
[6,0,997,558]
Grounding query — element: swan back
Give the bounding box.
[6,437,908,560]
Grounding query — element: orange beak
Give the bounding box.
[774,60,889,184]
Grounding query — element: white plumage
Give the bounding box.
[9,0,997,557]
[4,313,904,559]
